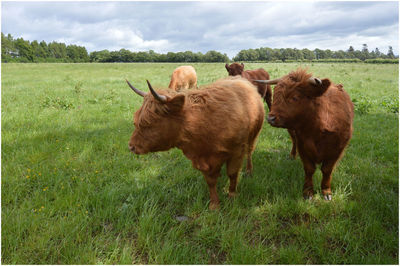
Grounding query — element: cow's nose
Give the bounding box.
[268,115,276,124]
[129,144,135,153]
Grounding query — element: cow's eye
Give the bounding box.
[292,96,299,102]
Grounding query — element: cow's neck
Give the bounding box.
[175,108,215,158]
[293,101,325,137]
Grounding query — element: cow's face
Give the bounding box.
[225,63,244,76]
[127,80,185,154]
[268,69,330,129]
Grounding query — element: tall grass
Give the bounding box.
[2,62,398,264]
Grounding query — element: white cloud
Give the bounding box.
[1,1,398,58]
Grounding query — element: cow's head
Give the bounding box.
[256,68,331,129]
[225,62,244,76]
[126,80,185,154]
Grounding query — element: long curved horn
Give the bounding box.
[126,79,147,97]
[308,77,322,86]
[253,78,281,85]
[146,80,167,103]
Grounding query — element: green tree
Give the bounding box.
[118,49,133,62]
[301,48,315,60]
[314,48,326,60]
[203,50,229,62]
[48,41,67,60]
[333,50,346,59]
[14,37,34,62]
[360,44,369,60]
[387,46,395,59]
[347,46,355,58]
[90,50,110,62]
[374,47,381,58]
[1,33,16,62]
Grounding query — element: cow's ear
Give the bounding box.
[167,94,185,113]
[225,63,229,71]
[305,78,330,97]
[240,63,244,69]
[318,79,331,96]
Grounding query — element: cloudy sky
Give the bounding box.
[2,1,399,58]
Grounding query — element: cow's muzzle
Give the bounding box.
[267,115,276,125]
[129,144,136,153]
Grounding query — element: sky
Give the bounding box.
[1,1,399,58]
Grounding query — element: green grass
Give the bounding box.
[2,62,398,264]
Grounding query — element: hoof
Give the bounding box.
[303,194,313,200]
[323,194,332,201]
[209,202,220,211]
[303,188,314,200]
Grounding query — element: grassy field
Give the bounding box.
[2,62,398,264]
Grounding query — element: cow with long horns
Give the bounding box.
[126,77,265,210]
[255,68,354,200]
[225,62,272,110]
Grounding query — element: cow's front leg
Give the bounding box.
[202,169,221,210]
[288,129,297,159]
[300,156,316,200]
[321,159,337,201]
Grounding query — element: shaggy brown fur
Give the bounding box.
[128,76,265,210]
[168,65,197,91]
[267,68,354,200]
[225,62,272,110]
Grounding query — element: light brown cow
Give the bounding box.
[126,76,264,210]
[256,68,354,200]
[225,62,272,110]
[168,65,197,91]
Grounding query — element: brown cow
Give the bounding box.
[168,65,197,91]
[256,68,354,200]
[225,62,272,110]
[126,76,265,210]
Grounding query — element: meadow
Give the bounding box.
[2,62,398,264]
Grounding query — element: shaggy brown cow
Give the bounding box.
[168,65,197,91]
[225,62,272,110]
[256,68,354,200]
[126,76,264,210]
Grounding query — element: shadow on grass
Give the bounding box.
[3,112,398,208]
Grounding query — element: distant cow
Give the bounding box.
[126,76,264,210]
[225,62,272,110]
[256,68,354,200]
[168,66,197,91]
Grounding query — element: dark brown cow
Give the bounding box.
[126,76,265,210]
[168,65,197,91]
[225,62,272,110]
[256,68,354,200]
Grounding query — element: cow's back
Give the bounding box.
[242,68,270,81]
[241,68,272,109]
[169,66,197,90]
[182,77,264,154]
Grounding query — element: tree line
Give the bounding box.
[1,32,398,63]
[233,45,397,62]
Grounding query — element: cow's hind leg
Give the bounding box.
[226,153,245,198]
[321,159,338,201]
[246,117,263,175]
